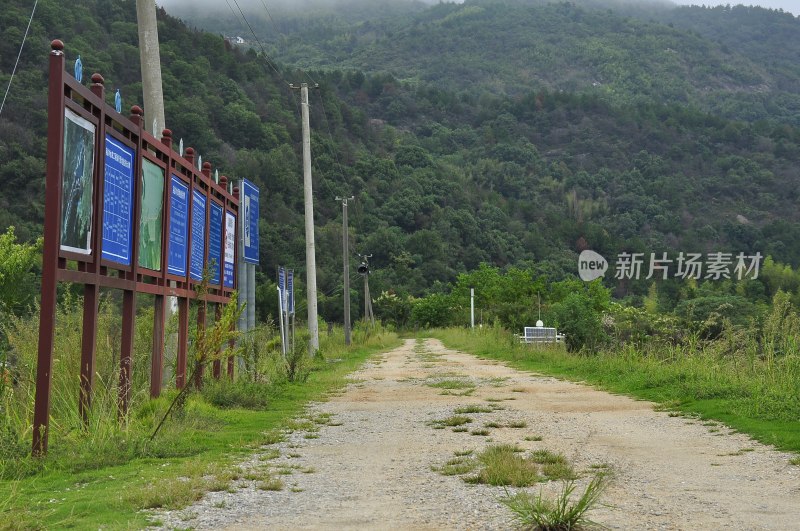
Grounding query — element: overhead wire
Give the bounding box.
[250,0,354,204]
[0,0,38,118]
[235,0,373,305]
[227,0,291,87]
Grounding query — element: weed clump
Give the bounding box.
[501,475,607,530]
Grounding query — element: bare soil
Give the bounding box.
[157,338,800,530]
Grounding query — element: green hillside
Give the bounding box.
[175,0,800,127]
[2,0,800,321]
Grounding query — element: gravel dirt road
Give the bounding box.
[157,338,800,530]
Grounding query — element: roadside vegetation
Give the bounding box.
[433,302,800,453]
[0,284,399,528]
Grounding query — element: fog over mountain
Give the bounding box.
[157,0,796,16]
[676,1,797,15]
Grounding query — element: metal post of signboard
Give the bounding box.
[177,146,196,389]
[33,40,67,455]
[212,303,222,379]
[122,105,145,417]
[78,72,107,424]
[248,264,256,329]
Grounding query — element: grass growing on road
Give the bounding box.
[437,445,577,487]
[501,475,607,531]
[433,327,800,453]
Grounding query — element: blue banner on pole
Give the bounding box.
[167,175,189,277]
[189,190,206,282]
[287,269,294,315]
[208,202,223,286]
[241,179,260,264]
[101,135,134,266]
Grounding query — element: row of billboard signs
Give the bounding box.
[60,108,259,287]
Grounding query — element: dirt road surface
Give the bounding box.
[157,338,800,530]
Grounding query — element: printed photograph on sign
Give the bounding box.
[189,189,207,282]
[139,159,164,271]
[167,175,190,277]
[224,210,236,288]
[60,108,96,254]
[101,135,135,266]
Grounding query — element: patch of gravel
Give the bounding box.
[155,339,800,530]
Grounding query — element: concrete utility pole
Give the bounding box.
[337,196,354,346]
[136,0,165,135]
[291,83,320,353]
[471,288,475,329]
[137,0,173,387]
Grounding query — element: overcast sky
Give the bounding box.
[675,1,797,15]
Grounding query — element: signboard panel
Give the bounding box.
[61,108,96,255]
[223,210,236,288]
[189,189,207,281]
[278,266,286,312]
[138,159,164,271]
[287,269,294,314]
[208,201,223,286]
[167,175,190,277]
[241,179,259,264]
[101,134,134,266]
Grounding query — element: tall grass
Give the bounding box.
[1,295,400,528]
[433,296,800,452]
[1,294,156,476]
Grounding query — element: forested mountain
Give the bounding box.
[2,0,800,321]
[168,0,800,127]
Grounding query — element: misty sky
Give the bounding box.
[676,1,797,15]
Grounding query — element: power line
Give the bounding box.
[0,0,38,118]
[227,0,290,87]
[252,1,348,194]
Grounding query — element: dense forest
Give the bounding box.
[3,0,800,325]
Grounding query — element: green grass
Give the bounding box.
[427,379,476,390]
[433,328,800,453]
[0,331,400,529]
[501,475,607,530]
[434,456,478,476]
[464,444,539,487]
[429,415,473,429]
[454,405,494,414]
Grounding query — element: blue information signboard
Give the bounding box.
[241,179,259,264]
[101,135,134,266]
[208,202,223,286]
[278,266,286,312]
[167,175,189,277]
[189,189,206,282]
[223,210,236,288]
[287,269,294,314]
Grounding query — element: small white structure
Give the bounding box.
[519,321,564,344]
